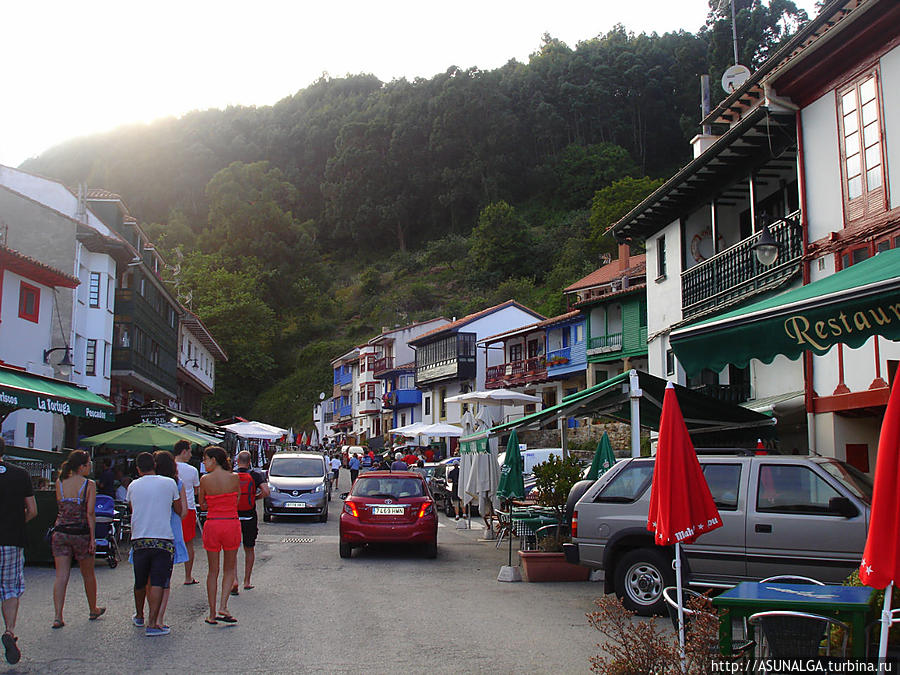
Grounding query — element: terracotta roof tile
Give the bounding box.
[0,244,80,288]
[408,300,544,345]
[480,310,582,343]
[564,255,646,292]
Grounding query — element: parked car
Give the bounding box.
[563,453,872,615]
[339,471,438,558]
[263,452,331,522]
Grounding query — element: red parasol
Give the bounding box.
[860,375,900,658]
[647,382,722,669]
[647,383,723,546]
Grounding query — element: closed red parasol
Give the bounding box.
[860,375,900,658]
[647,383,723,546]
[647,382,722,668]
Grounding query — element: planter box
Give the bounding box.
[518,550,591,582]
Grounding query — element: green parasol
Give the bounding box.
[497,429,525,500]
[79,422,203,454]
[586,431,617,481]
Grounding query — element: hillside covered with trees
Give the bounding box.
[21,1,810,428]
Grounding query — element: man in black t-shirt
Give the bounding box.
[0,438,37,664]
[232,451,268,596]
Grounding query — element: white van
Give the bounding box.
[497,448,563,475]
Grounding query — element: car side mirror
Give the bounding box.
[340,492,349,500]
[829,496,858,518]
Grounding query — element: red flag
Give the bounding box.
[647,383,723,545]
[860,376,900,588]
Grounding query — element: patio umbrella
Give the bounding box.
[445,389,541,405]
[497,429,526,569]
[647,382,722,669]
[223,421,287,440]
[80,422,203,453]
[586,431,616,481]
[300,431,308,446]
[860,375,900,659]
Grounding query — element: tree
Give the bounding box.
[590,176,664,249]
[468,202,535,288]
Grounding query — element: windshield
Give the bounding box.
[817,459,873,505]
[351,476,425,499]
[269,457,324,478]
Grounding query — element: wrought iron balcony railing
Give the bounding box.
[681,211,802,319]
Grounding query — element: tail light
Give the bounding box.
[343,501,359,518]
[418,502,434,518]
[571,509,578,538]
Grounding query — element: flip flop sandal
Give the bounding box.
[243,585,255,590]
[184,580,199,585]
[216,613,238,624]
[89,607,106,620]
[204,618,218,625]
[2,632,20,665]
[230,587,239,596]
[52,619,65,629]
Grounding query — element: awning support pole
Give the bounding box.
[629,370,642,458]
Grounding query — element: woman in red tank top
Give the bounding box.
[197,446,240,624]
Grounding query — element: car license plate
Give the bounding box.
[373,506,405,515]
[285,502,306,508]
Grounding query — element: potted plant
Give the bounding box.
[519,454,590,582]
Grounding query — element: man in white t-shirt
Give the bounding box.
[127,452,182,637]
[174,440,201,585]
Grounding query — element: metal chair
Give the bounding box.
[760,575,825,585]
[662,587,755,658]
[748,611,849,658]
[493,510,513,549]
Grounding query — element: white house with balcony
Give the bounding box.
[612,0,900,470]
[176,309,227,415]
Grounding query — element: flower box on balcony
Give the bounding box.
[547,356,569,367]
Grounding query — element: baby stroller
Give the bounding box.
[95,494,119,568]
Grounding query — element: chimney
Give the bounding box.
[617,243,631,271]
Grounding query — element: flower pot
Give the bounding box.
[518,550,591,582]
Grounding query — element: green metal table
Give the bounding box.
[712,582,874,658]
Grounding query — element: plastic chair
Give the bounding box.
[760,575,825,585]
[662,587,755,658]
[748,611,849,658]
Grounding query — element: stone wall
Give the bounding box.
[517,421,647,458]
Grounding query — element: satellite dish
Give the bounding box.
[319,392,326,400]
[722,64,751,94]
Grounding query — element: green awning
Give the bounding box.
[0,366,114,421]
[670,247,900,376]
[492,370,774,436]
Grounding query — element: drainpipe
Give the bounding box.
[795,102,816,454]
[629,369,642,458]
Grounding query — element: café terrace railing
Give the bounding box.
[485,356,547,388]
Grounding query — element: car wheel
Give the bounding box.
[614,548,673,616]
[319,506,328,523]
[423,540,438,559]
[263,513,272,523]
[339,541,352,559]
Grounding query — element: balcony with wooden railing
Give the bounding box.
[681,211,802,320]
[373,356,394,375]
[485,356,547,389]
[587,333,622,355]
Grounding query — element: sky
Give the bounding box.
[2,0,818,168]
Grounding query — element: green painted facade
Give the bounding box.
[584,290,648,364]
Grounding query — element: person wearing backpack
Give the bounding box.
[231,451,269,596]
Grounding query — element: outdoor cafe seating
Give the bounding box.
[662,587,755,663]
[748,610,850,659]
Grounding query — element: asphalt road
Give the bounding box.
[5,470,612,674]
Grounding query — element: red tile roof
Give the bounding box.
[564,254,646,293]
[408,300,544,345]
[0,244,79,289]
[480,310,582,344]
[574,283,647,308]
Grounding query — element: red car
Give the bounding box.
[339,471,438,559]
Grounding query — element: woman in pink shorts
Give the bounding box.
[197,446,240,625]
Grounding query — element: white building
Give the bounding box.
[176,310,228,415]
[612,0,900,470]
[0,166,129,397]
[408,301,545,438]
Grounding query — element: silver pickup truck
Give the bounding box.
[563,453,872,615]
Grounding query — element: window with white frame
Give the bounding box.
[838,70,885,221]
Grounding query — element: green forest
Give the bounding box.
[22,1,810,429]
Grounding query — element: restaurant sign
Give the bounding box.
[671,249,900,377]
[0,384,114,422]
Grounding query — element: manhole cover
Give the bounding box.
[281,537,315,544]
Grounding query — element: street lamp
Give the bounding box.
[43,346,73,377]
[752,213,779,266]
